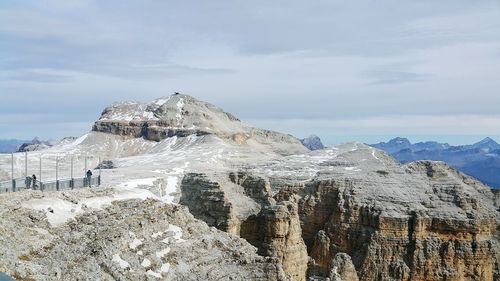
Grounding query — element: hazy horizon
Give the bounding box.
[1,1,500,144]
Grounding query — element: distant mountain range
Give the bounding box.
[0,139,30,153]
[0,137,77,153]
[370,137,500,188]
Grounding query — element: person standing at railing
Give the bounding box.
[25,176,32,189]
[86,170,93,187]
[32,174,37,190]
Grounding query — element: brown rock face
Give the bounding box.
[177,141,498,281]
[179,173,239,234]
[295,178,497,281]
[92,120,208,141]
[329,253,359,281]
[180,172,308,280]
[240,202,309,281]
[229,171,275,206]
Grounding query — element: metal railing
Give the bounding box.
[0,151,105,194]
[0,175,101,194]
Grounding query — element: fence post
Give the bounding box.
[11,153,15,192]
[56,156,59,191]
[71,156,74,189]
[98,156,101,186]
[84,154,88,187]
[39,155,42,191]
[25,152,28,186]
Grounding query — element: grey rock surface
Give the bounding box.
[0,189,287,281]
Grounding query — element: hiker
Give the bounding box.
[86,170,93,187]
[32,174,37,190]
[25,176,32,189]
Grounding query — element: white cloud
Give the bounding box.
[0,0,499,141]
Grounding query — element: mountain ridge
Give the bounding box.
[371,137,500,188]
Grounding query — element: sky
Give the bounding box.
[1,0,500,145]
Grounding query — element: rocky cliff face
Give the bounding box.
[241,203,309,281]
[298,175,496,281]
[180,172,309,280]
[178,144,499,281]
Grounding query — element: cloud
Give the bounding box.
[0,0,499,141]
[0,69,73,83]
[365,70,433,85]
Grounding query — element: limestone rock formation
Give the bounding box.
[328,253,359,281]
[179,173,241,234]
[240,202,309,281]
[92,94,307,155]
[180,172,308,280]
[284,157,498,281]
[0,189,287,281]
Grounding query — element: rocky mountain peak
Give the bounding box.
[472,137,500,150]
[93,93,307,154]
[388,137,411,145]
[300,135,325,150]
[100,93,239,124]
[94,93,248,140]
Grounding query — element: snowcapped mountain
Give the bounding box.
[371,137,500,188]
[16,137,77,152]
[93,93,307,156]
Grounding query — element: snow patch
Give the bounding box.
[176,98,185,123]
[151,231,163,239]
[118,178,158,189]
[154,97,170,106]
[146,270,162,278]
[162,224,186,243]
[141,258,151,267]
[160,263,170,273]
[112,254,130,269]
[163,176,179,203]
[156,247,171,258]
[22,187,158,227]
[129,238,142,250]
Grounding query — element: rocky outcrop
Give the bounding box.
[229,171,275,206]
[493,189,500,208]
[328,253,359,281]
[0,190,287,281]
[92,119,210,141]
[289,161,498,281]
[240,202,309,281]
[179,173,239,234]
[181,172,308,280]
[179,156,499,281]
[300,135,325,151]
